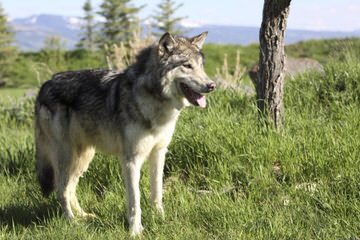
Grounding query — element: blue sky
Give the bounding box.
[2,0,360,31]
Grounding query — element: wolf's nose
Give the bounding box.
[207,82,216,92]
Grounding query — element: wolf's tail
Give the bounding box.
[36,157,54,197]
[35,102,55,197]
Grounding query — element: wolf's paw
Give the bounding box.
[151,201,164,217]
[129,223,144,237]
[81,212,97,220]
[155,205,165,218]
[65,212,76,222]
[74,211,97,221]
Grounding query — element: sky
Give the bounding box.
[1,0,360,32]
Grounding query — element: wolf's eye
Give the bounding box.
[183,63,193,69]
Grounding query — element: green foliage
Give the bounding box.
[0,45,360,239]
[0,3,17,83]
[2,55,39,87]
[63,49,107,70]
[285,37,360,64]
[202,43,259,77]
[0,88,28,104]
[40,36,66,72]
[285,49,360,114]
[3,49,107,87]
[77,0,96,51]
[153,0,186,36]
[97,0,144,46]
[3,38,359,89]
[0,96,34,126]
[5,44,254,88]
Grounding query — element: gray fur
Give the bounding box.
[35,31,215,236]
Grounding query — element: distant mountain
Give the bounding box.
[10,14,360,51]
[12,14,82,51]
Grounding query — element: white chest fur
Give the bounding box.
[124,115,178,161]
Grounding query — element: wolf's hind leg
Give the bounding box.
[69,147,96,218]
[57,180,75,220]
[54,144,76,220]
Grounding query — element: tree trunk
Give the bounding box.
[256,0,291,129]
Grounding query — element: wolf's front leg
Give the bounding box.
[149,147,167,215]
[121,159,143,236]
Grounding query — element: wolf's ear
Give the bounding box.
[190,31,208,49]
[158,32,177,57]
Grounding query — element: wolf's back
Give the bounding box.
[36,69,112,113]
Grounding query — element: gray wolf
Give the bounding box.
[34,32,215,236]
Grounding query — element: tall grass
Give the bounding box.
[104,26,154,71]
[214,50,249,91]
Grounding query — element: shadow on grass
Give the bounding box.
[0,199,60,228]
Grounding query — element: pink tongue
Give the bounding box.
[196,95,207,108]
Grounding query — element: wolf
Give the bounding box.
[34,31,215,236]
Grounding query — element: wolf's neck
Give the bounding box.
[133,84,180,128]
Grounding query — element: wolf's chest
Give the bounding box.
[131,118,177,153]
[150,120,177,149]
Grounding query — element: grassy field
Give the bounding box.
[1,40,360,239]
[0,88,28,103]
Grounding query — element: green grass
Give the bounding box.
[285,37,360,64]
[0,88,28,104]
[202,43,259,76]
[1,41,360,239]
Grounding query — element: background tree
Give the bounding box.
[256,0,291,129]
[41,35,65,71]
[0,3,17,85]
[98,0,143,46]
[153,0,185,36]
[77,0,96,51]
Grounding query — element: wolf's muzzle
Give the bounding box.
[206,82,216,92]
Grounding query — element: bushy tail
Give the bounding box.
[35,103,55,197]
[36,158,54,197]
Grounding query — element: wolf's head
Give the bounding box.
[155,32,216,109]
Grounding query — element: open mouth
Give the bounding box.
[180,83,206,108]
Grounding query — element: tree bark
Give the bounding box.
[256,0,291,129]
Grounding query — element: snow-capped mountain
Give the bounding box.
[13,14,83,30]
[12,14,82,50]
[10,14,360,51]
